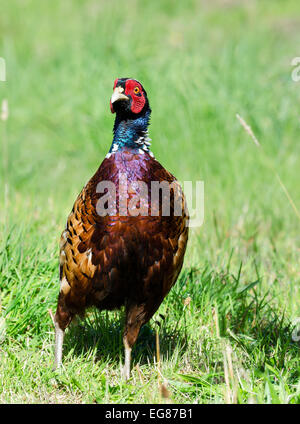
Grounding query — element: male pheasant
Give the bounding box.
[54,78,189,379]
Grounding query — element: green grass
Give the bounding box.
[0,0,300,403]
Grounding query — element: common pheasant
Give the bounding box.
[54,78,189,379]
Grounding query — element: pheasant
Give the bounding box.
[54,78,189,379]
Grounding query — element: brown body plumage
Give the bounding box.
[54,78,189,379]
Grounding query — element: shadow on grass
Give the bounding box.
[63,309,188,368]
[62,265,299,376]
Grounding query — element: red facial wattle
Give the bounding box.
[110,99,115,113]
[125,79,146,114]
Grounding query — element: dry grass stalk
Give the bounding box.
[156,328,161,382]
[236,113,260,147]
[223,350,231,403]
[155,328,163,401]
[48,309,55,327]
[236,112,300,221]
[276,173,300,220]
[213,304,220,338]
[135,364,144,384]
[223,344,238,404]
[226,345,238,403]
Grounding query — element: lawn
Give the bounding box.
[0,0,299,403]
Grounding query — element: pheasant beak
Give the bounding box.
[111,86,129,104]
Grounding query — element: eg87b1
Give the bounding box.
[149,409,192,419]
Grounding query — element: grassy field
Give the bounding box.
[0,0,300,404]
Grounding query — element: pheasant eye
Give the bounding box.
[134,87,140,94]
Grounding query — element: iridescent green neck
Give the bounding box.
[109,109,151,152]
